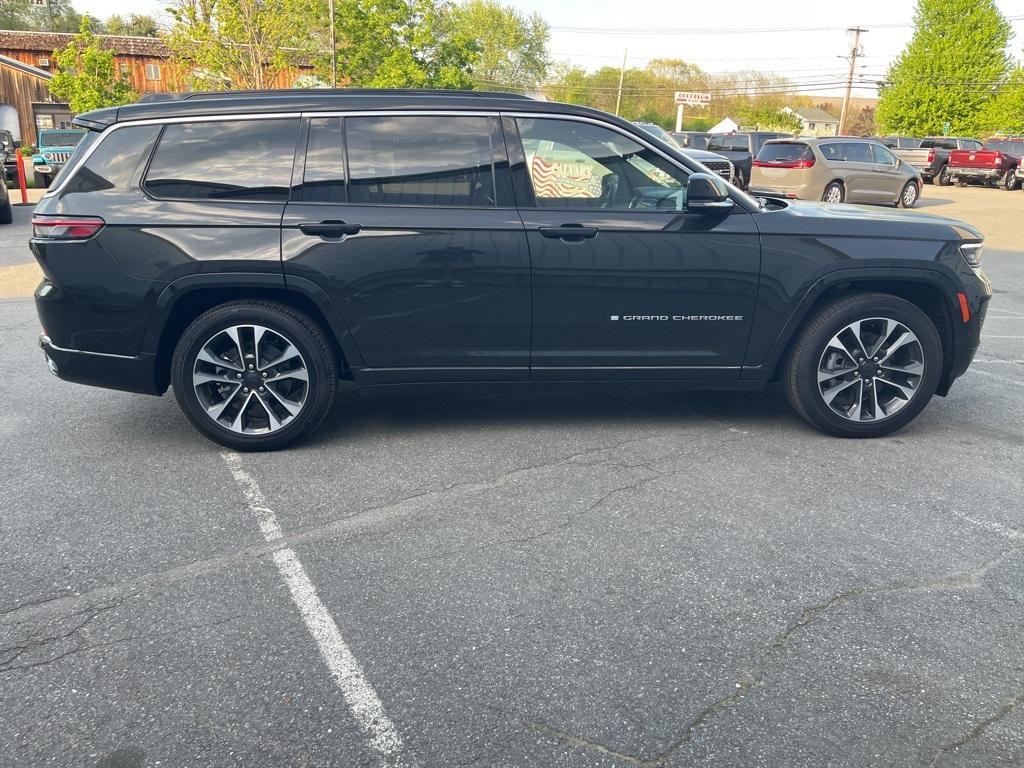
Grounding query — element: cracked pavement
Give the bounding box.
[1,198,1023,766]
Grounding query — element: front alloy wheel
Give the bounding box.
[784,293,942,437]
[817,318,924,423]
[172,301,337,450]
[899,181,919,208]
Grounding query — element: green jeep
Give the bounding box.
[31,129,87,188]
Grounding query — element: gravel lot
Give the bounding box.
[1,186,1022,767]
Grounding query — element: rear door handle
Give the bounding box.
[539,225,599,242]
[299,221,361,239]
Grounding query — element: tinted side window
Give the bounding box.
[64,125,160,195]
[707,135,750,152]
[302,117,345,203]
[144,119,299,202]
[345,116,495,207]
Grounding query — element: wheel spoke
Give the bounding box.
[881,360,924,377]
[869,319,894,357]
[264,385,303,417]
[224,327,245,369]
[264,341,301,370]
[229,392,255,431]
[881,378,917,400]
[266,367,309,383]
[206,384,242,420]
[867,383,880,421]
[878,332,917,363]
[822,378,858,405]
[253,326,267,370]
[846,380,864,420]
[193,370,240,386]
[197,347,242,371]
[818,366,853,384]
[255,391,282,430]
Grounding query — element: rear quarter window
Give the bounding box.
[44,131,100,190]
[144,119,299,202]
[61,126,160,196]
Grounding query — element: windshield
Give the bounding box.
[40,131,86,148]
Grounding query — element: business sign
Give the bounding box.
[674,91,711,106]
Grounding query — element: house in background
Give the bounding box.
[0,29,318,145]
[783,106,840,137]
[0,52,63,147]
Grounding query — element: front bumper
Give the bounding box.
[40,335,161,395]
[949,167,1003,180]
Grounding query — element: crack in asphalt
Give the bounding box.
[507,544,1024,767]
[927,689,1024,767]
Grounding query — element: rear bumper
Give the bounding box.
[39,335,161,396]
[950,167,1003,180]
[748,183,815,200]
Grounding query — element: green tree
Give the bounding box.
[167,0,305,90]
[0,0,83,32]
[971,65,1024,134]
[105,13,160,37]
[737,105,802,133]
[452,0,550,89]
[876,0,1013,135]
[48,17,138,113]
[302,0,478,88]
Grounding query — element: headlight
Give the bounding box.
[960,242,984,268]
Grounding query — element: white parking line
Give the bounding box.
[981,335,1024,339]
[966,368,1024,387]
[222,451,411,768]
[951,512,1024,542]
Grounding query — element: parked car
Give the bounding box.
[879,136,921,150]
[948,142,1020,190]
[671,131,709,149]
[0,156,11,224]
[0,128,18,183]
[891,137,983,186]
[31,129,87,188]
[634,122,734,182]
[33,89,990,448]
[749,137,923,207]
[705,132,791,190]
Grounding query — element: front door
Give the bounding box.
[870,142,909,200]
[282,114,531,382]
[506,116,760,380]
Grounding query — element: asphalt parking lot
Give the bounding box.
[1,186,1022,767]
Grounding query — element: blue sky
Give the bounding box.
[74,0,1024,98]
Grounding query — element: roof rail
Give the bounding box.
[137,88,533,103]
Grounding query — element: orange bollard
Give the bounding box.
[16,149,29,204]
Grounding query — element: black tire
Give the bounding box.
[734,170,746,190]
[784,292,943,438]
[33,172,50,189]
[933,165,951,186]
[897,180,919,208]
[172,301,338,451]
[822,181,845,204]
[0,199,12,225]
[1001,170,1020,191]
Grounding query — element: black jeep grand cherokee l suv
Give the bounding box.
[32,90,991,450]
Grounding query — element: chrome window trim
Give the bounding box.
[41,335,137,360]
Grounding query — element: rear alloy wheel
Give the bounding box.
[822,181,845,204]
[898,181,919,208]
[784,293,942,437]
[1001,170,1020,191]
[172,301,337,450]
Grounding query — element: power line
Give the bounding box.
[549,15,1024,35]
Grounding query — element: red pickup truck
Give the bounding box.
[948,138,1022,190]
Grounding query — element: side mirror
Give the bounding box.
[687,172,733,211]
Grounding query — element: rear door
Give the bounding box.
[507,115,760,379]
[281,113,531,382]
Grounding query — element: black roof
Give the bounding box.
[73,89,611,130]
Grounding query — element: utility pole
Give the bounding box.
[329,0,337,88]
[838,27,866,135]
[614,49,627,116]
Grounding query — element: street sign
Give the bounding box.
[674,91,711,106]
[943,120,951,135]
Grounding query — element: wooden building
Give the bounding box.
[0,29,317,145]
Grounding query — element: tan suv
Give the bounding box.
[749,137,923,207]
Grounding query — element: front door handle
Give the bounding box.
[299,221,361,239]
[539,225,599,242]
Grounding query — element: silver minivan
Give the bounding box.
[749,137,923,207]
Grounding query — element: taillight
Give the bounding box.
[995,157,1002,165]
[32,216,105,240]
[753,158,815,169]
[927,149,935,163]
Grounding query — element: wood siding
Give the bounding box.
[0,61,52,146]
[0,47,312,94]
